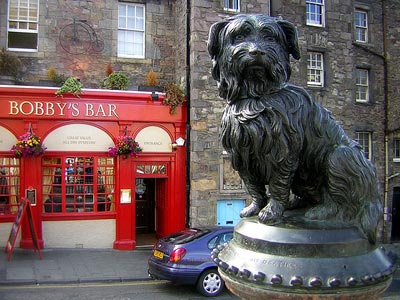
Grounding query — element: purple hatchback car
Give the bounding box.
[148,226,233,297]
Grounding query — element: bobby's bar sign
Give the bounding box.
[8,101,119,118]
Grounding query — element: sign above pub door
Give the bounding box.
[44,124,114,151]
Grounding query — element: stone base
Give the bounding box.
[223,273,390,300]
[212,216,396,300]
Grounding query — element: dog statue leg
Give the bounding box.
[258,198,285,224]
[240,178,268,218]
[258,177,292,224]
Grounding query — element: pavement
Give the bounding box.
[1,246,153,285]
[1,243,400,299]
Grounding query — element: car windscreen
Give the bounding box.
[161,229,211,245]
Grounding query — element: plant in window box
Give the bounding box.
[108,136,142,157]
[101,72,130,90]
[0,48,22,84]
[11,131,46,158]
[163,83,186,114]
[55,76,83,97]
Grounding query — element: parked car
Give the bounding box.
[148,226,233,297]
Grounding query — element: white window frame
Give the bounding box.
[224,0,240,13]
[355,9,368,43]
[394,139,400,162]
[7,0,39,51]
[356,131,372,160]
[117,3,145,59]
[307,52,324,87]
[355,68,369,103]
[306,0,324,27]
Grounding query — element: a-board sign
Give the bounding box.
[4,198,42,261]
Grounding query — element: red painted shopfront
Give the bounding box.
[0,86,187,250]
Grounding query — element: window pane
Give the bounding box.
[356,69,369,102]
[43,156,115,213]
[0,157,20,215]
[355,10,368,42]
[394,140,400,158]
[307,52,323,86]
[8,31,38,49]
[355,132,371,160]
[117,4,145,58]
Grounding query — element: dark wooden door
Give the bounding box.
[392,187,400,241]
[135,179,155,234]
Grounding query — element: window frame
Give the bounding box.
[355,68,369,103]
[355,131,372,160]
[307,52,324,87]
[0,157,20,216]
[393,139,400,162]
[354,9,368,43]
[42,156,115,215]
[306,0,325,27]
[7,0,39,51]
[223,0,240,13]
[117,3,145,59]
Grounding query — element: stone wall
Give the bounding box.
[188,0,270,227]
[0,0,178,88]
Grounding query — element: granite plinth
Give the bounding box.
[212,216,396,300]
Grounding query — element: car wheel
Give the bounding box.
[196,268,225,297]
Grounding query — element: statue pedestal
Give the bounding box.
[212,216,395,300]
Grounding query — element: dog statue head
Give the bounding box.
[208,14,301,103]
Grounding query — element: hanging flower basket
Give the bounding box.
[11,131,46,158]
[108,136,142,157]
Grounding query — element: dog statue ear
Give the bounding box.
[207,19,230,60]
[277,20,301,60]
[207,19,230,82]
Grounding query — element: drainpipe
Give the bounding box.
[185,0,191,228]
[382,0,390,239]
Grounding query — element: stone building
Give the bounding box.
[0,0,398,246]
[187,0,399,244]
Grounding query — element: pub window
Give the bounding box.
[43,156,115,213]
[0,158,20,215]
[117,3,145,58]
[136,164,167,175]
[355,131,372,160]
[7,0,39,50]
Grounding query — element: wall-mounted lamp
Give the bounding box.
[151,91,159,101]
[171,137,185,150]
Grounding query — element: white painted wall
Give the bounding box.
[43,219,116,248]
[0,222,21,247]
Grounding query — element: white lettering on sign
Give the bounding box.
[8,101,119,118]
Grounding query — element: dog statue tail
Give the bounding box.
[358,198,383,244]
[328,144,383,244]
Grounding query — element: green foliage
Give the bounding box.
[55,77,83,98]
[163,83,186,114]
[0,48,22,78]
[101,72,129,90]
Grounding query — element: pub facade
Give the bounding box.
[0,85,187,250]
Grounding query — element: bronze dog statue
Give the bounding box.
[208,14,382,243]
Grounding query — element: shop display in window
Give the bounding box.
[43,156,115,213]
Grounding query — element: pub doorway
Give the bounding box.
[391,187,400,242]
[135,178,165,247]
